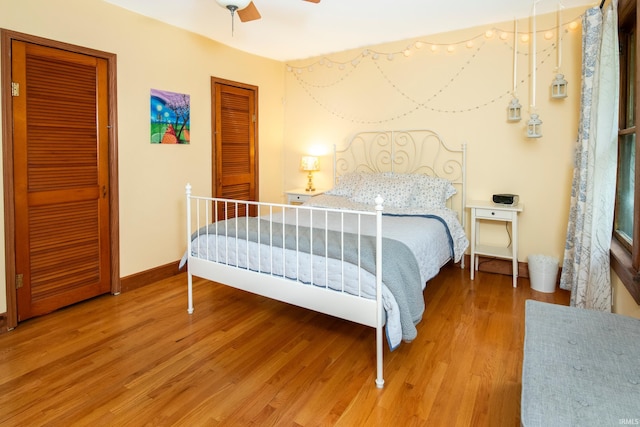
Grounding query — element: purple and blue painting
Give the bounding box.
[150,88,190,144]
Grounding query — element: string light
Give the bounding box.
[292,41,557,123]
[284,11,583,125]
[285,11,583,75]
[288,27,507,73]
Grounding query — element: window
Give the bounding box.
[611,0,640,304]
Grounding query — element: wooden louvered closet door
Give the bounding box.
[212,80,258,219]
[12,41,110,321]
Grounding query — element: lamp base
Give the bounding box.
[305,172,315,192]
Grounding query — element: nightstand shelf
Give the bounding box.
[474,244,513,259]
[467,200,524,287]
[285,188,324,205]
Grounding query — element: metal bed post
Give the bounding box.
[374,195,385,388]
[186,183,194,314]
[460,142,467,270]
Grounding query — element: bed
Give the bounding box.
[183,129,468,388]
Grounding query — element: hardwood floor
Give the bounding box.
[0,264,569,426]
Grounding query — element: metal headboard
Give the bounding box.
[333,129,467,229]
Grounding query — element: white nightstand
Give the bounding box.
[467,200,524,287]
[285,188,324,205]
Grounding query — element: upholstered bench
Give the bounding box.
[521,300,640,426]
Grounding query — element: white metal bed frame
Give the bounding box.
[185,129,466,388]
[334,129,466,231]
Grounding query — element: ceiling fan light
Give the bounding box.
[215,0,251,11]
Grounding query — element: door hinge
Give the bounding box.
[11,82,19,97]
[252,114,256,123]
[15,273,23,289]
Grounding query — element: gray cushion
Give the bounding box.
[521,300,640,426]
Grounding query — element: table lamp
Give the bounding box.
[300,156,319,192]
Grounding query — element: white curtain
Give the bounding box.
[559,2,619,311]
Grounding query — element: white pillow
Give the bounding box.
[410,175,457,209]
[325,172,363,197]
[349,173,415,207]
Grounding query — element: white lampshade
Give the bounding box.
[300,156,319,172]
[215,0,251,10]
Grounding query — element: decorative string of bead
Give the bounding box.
[293,72,423,124]
[373,41,486,106]
[292,41,555,119]
[286,61,359,89]
[287,12,581,124]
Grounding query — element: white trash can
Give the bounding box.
[528,255,559,293]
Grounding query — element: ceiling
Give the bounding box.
[104,0,598,62]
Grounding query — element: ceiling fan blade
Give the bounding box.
[238,2,261,22]
[304,0,321,3]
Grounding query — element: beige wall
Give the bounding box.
[2,2,638,317]
[0,0,286,312]
[281,6,639,317]
[283,10,582,264]
[612,274,640,319]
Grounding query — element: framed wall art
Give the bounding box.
[150,88,190,144]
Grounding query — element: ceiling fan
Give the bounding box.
[216,0,320,24]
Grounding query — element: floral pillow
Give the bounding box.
[325,172,363,197]
[349,173,415,207]
[410,175,457,209]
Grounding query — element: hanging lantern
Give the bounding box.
[527,113,543,138]
[551,73,568,98]
[550,3,568,99]
[508,98,522,121]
